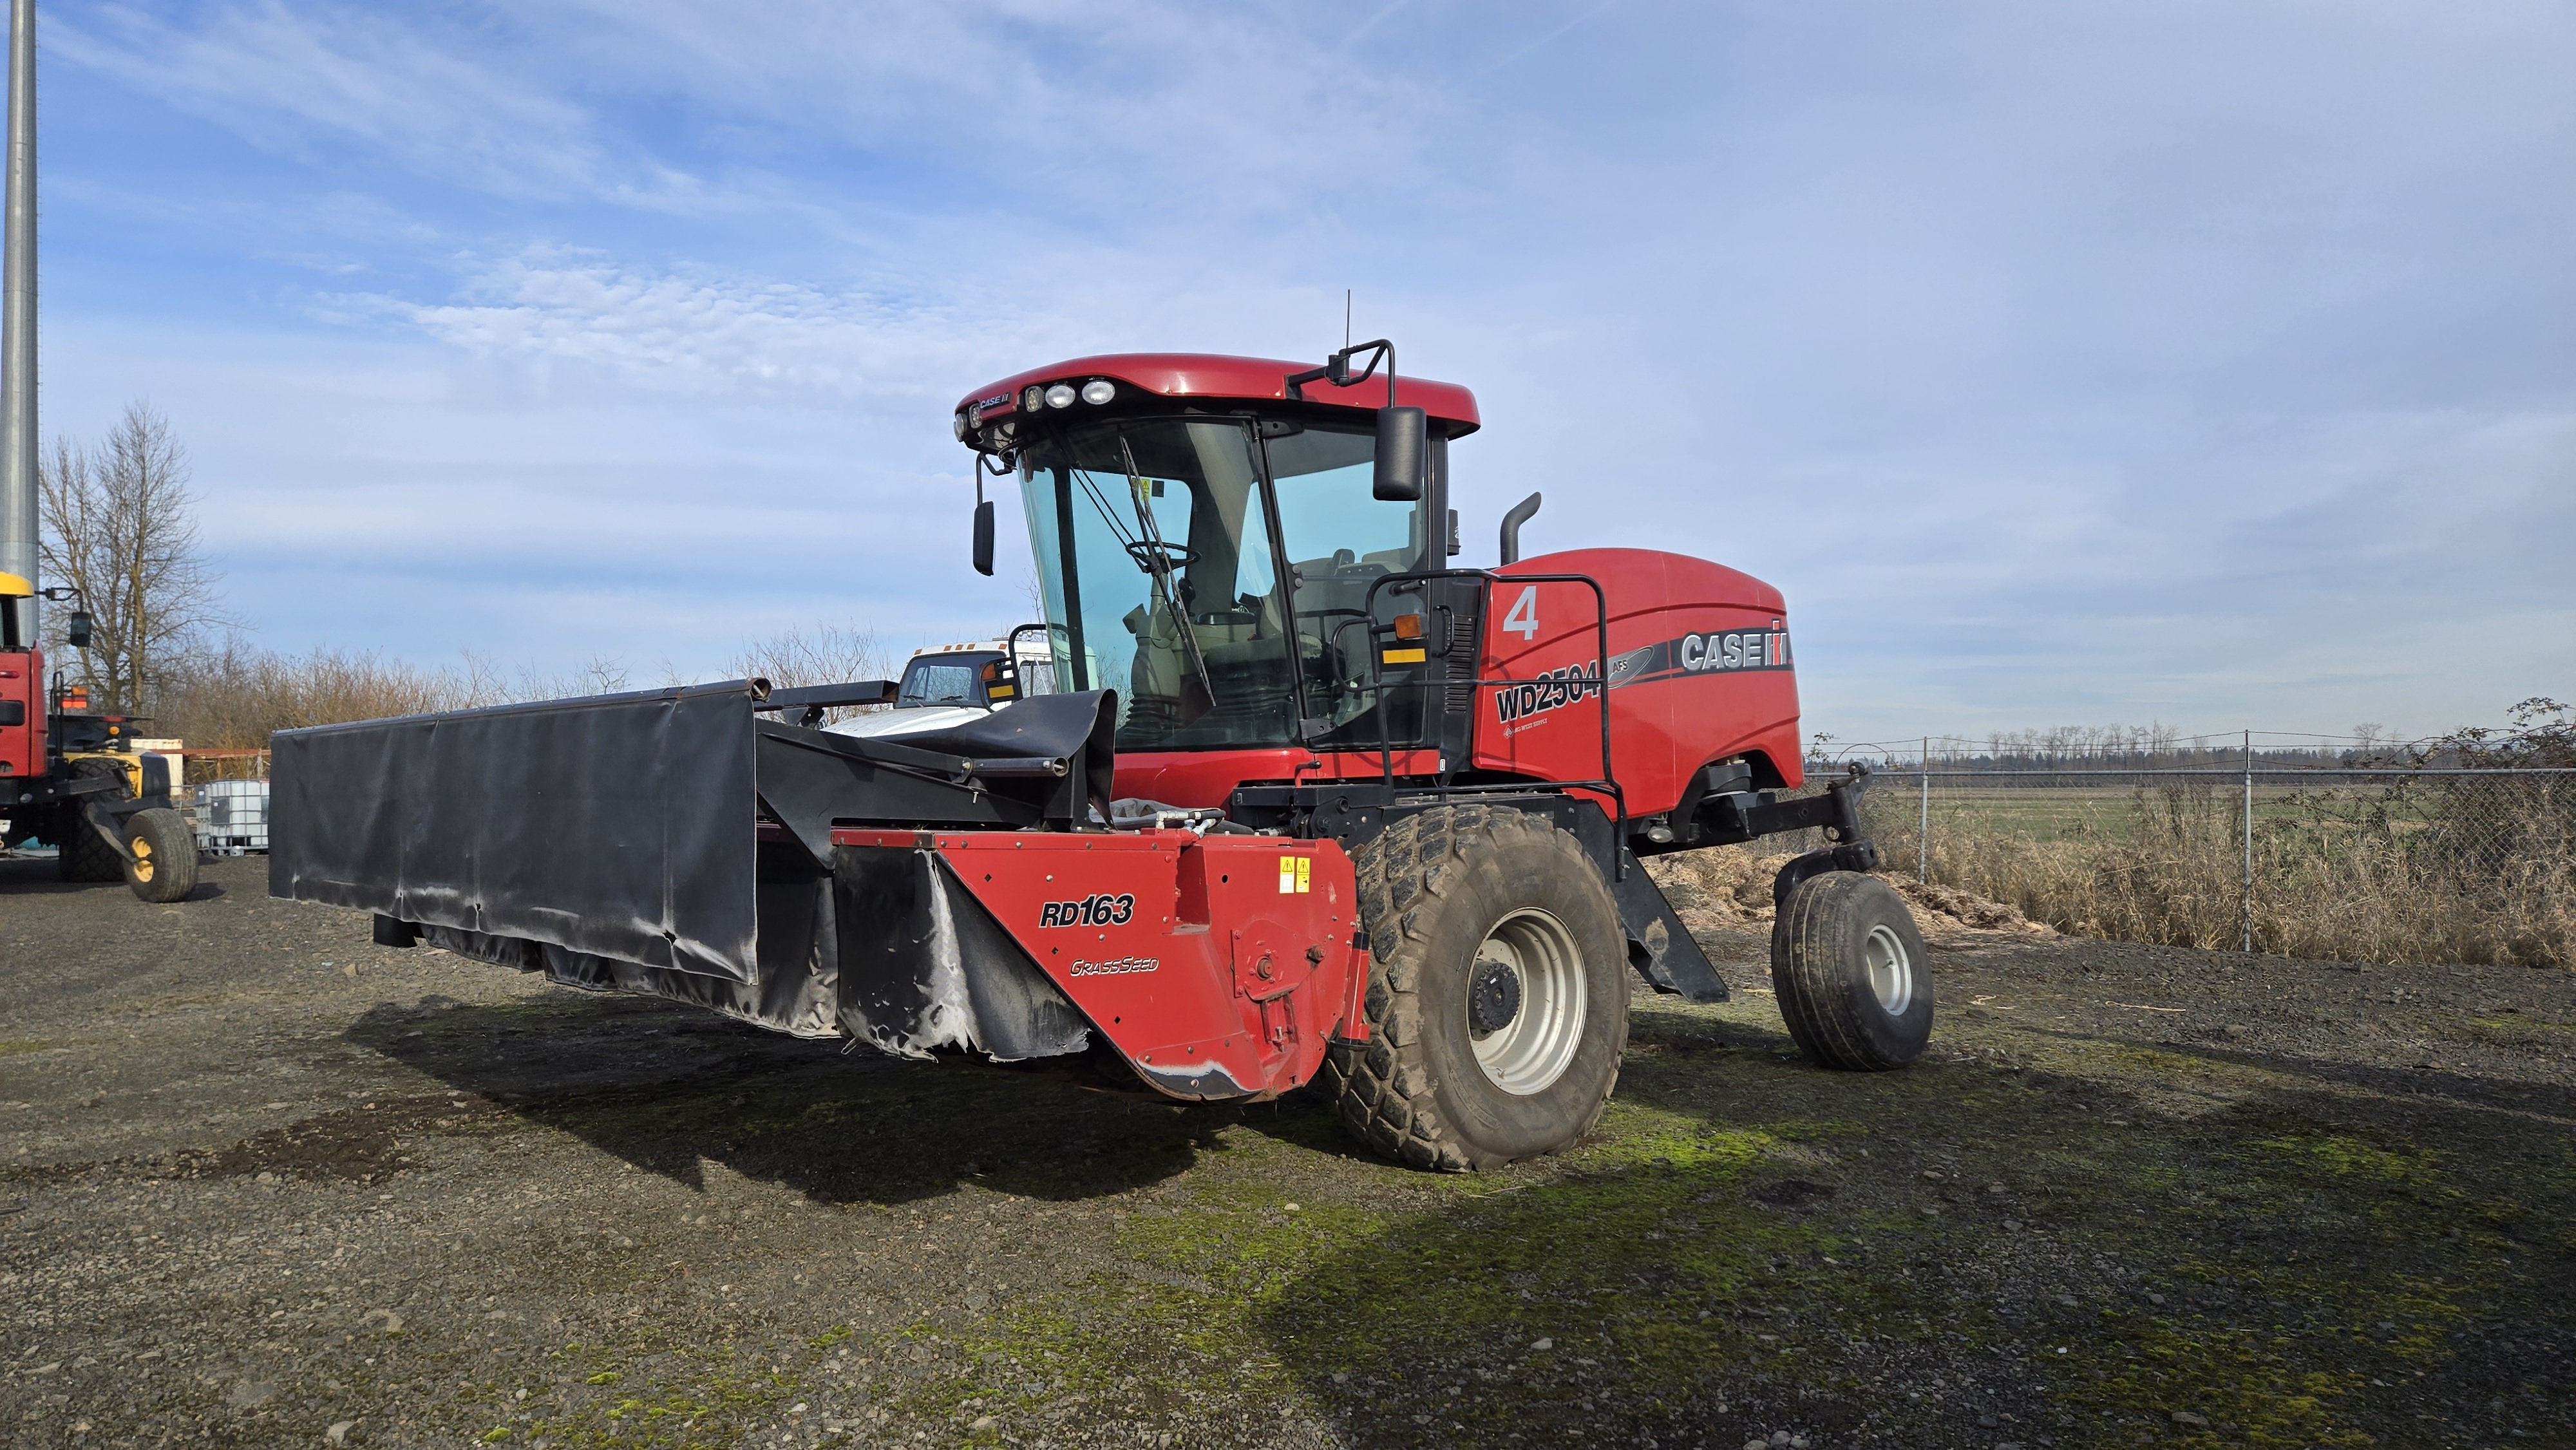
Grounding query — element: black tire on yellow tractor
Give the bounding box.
[57,757,133,883]
[122,807,200,903]
[1317,805,1629,1171]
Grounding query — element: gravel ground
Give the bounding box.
[3,854,2571,1450]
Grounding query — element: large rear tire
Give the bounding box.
[57,758,133,883]
[1771,872,1933,1070]
[1316,805,1629,1171]
[123,807,200,903]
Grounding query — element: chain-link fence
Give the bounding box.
[1776,759,2575,967]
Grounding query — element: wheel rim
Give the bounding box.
[130,836,155,883]
[1864,923,1913,1015]
[1466,908,1587,1095]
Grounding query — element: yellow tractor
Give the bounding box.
[0,570,198,901]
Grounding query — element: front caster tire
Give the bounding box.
[1772,872,1933,1070]
[1317,805,1629,1171]
[123,807,200,903]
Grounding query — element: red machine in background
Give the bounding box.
[1,572,196,901]
[273,342,1927,1172]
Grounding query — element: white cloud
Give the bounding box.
[352,252,990,404]
[53,1,673,204]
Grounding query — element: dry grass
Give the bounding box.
[1867,782,2575,968]
[150,620,896,755]
[153,639,505,753]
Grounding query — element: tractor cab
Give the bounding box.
[957,348,1479,762]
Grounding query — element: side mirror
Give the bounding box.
[65,610,92,650]
[972,500,996,577]
[1372,406,1426,502]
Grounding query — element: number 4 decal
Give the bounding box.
[1503,585,1540,641]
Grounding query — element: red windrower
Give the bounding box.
[266,343,1930,1172]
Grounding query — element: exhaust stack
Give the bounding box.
[0,0,32,643]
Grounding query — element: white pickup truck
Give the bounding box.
[826,637,1056,744]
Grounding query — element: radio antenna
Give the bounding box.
[1344,290,1351,351]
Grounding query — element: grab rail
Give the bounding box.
[1357,568,1627,876]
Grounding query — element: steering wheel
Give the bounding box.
[1126,539,1200,572]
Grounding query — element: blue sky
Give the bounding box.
[35,0,2576,745]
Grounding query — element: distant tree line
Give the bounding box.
[1811,707,2576,774]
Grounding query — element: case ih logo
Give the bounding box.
[1041,892,1136,928]
[1677,630,1792,673]
[1494,630,1793,728]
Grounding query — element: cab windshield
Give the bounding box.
[1019,417,1428,752]
[895,658,983,707]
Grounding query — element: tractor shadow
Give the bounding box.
[1209,964,2576,1449]
[342,995,1209,1208]
[1243,1019,2576,1450]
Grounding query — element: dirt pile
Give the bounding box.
[1890,879,2055,937]
[1643,847,2052,940]
[1642,845,1795,923]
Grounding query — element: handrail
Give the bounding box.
[1356,567,1627,876]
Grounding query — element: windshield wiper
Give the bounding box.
[1116,433,1217,721]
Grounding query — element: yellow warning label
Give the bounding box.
[1278,855,1312,894]
[1296,856,1312,893]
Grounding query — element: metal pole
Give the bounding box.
[0,0,33,646]
[1918,735,1930,883]
[2241,727,2253,954]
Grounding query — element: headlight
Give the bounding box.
[952,413,969,440]
[1080,379,1115,406]
[1021,384,1045,412]
[1045,383,1077,409]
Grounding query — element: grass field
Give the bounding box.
[1815,777,2575,968]
[1857,782,2463,848]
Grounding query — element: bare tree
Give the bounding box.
[37,402,228,713]
[730,622,889,724]
[157,637,495,751]
[510,654,634,702]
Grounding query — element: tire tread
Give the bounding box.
[1770,872,1931,1071]
[1321,806,1623,1172]
[57,758,132,883]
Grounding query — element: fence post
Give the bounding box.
[1918,735,1930,884]
[2241,728,2253,954]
